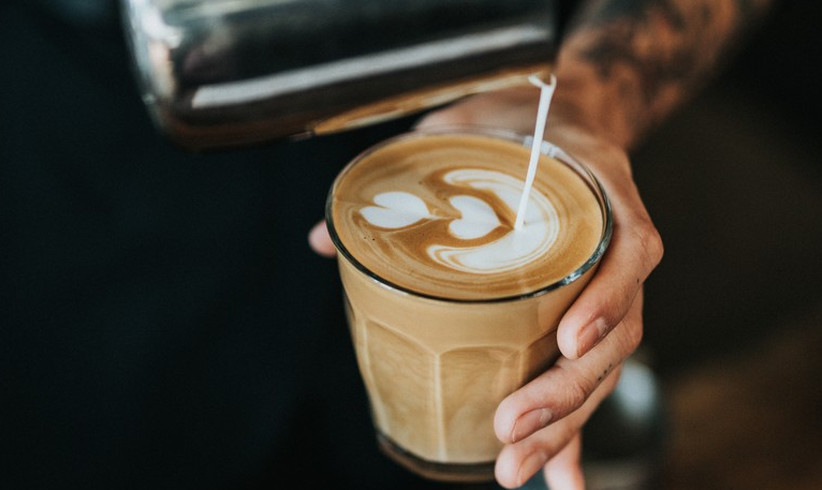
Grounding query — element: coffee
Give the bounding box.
[327,130,610,482]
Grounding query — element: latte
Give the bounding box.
[327,130,610,481]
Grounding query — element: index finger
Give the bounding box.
[557,168,663,359]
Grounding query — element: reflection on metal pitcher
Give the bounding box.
[122,0,559,150]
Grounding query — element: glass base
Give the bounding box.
[376,432,496,483]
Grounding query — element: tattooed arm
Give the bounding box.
[552,0,773,149]
[411,0,774,149]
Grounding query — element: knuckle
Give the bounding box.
[614,305,644,354]
[648,229,664,265]
[625,320,644,351]
[631,218,664,269]
[559,368,596,412]
[565,379,590,412]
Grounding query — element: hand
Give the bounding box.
[309,86,663,490]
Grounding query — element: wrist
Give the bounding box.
[548,61,637,152]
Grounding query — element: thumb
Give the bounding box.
[308,221,337,257]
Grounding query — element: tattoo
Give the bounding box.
[564,0,772,146]
[597,362,614,383]
[585,0,685,30]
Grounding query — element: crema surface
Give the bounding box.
[330,133,603,300]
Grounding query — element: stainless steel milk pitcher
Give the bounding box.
[122,0,559,150]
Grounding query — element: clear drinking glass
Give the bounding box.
[326,128,612,482]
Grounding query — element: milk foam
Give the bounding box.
[331,132,604,300]
[360,191,432,228]
[447,195,500,240]
[359,169,559,274]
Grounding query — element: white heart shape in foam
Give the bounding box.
[360,191,431,229]
[448,195,500,240]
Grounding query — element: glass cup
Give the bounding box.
[325,129,612,482]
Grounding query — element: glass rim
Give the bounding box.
[325,126,613,304]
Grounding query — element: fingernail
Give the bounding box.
[577,317,608,358]
[511,408,552,443]
[517,451,548,487]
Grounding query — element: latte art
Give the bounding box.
[331,132,603,300]
[360,191,433,229]
[446,195,500,239]
[359,169,559,275]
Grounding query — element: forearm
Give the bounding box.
[551,0,773,150]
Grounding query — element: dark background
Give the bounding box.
[635,0,821,374]
[628,2,822,488]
